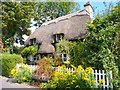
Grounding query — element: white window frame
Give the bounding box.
[30,38,36,45]
[29,55,34,62]
[33,56,38,61]
[62,53,69,63]
[55,34,63,43]
[29,55,38,62]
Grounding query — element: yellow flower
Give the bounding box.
[71,80,75,84]
[99,79,105,84]
[72,80,75,83]
[85,67,93,74]
[82,77,89,81]
[92,80,97,84]
[66,60,70,64]
[75,85,79,88]
[70,65,76,69]
[77,65,84,72]
[10,66,19,78]
[22,77,27,81]
[11,68,15,75]
[82,73,89,81]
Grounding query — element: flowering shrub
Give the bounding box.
[71,66,96,88]
[10,63,33,83]
[41,65,97,89]
[36,57,54,81]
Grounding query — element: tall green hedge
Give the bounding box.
[1,53,23,77]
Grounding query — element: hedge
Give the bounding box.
[1,53,23,77]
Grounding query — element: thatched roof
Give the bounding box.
[25,9,91,53]
[38,42,55,54]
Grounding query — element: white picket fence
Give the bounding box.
[93,69,113,89]
[16,64,37,71]
[54,67,113,89]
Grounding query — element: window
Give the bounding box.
[33,56,37,61]
[30,38,36,45]
[29,55,34,62]
[54,34,64,43]
[62,53,69,63]
[33,55,39,62]
[40,54,53,59]
[29,55,38,62]
[28,55,39,65]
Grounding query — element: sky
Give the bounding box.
[79,1,118,17]
[29,1,118,33]
[15,0,119,46]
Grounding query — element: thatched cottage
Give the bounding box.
[25,2,94,63]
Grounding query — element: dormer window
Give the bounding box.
[30,38,36,45]
[54,33,64,43]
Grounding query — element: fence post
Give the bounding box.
[110,71,113,89]
[95,70,98,88]
[102,70,105,89]
[71,68,74,73]
[106,74,109,90]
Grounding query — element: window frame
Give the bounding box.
[30,38,36,45]
[61,53,69,63]
[54,34,64,43]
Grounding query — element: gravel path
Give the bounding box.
[0,76,40,90]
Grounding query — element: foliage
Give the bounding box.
[34,1,80,26]
[82,3,120,89]
[1,45,24,54]
[1,53,23,76]
[56,39,75,54]
[56,39,86,67]
[10,63,33,83]
[21,46,38,58]
[13,46,24,54]
[115,31,120,72]
[36,57,54,81]
[1,2,36,48]
[69,40,86,67]
[41,65,99,89]
[54,3,120,89]
[52,56,63,67]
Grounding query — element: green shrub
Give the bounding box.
[13,46,24,54]
[21,46,38,63]
[11,63,33,83]
[21,46,38,58]
[1,53,23,76]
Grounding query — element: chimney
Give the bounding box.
[84,1,94,19]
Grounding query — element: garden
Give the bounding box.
[1,1,120,90]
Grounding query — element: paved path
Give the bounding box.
[0,76,40,90]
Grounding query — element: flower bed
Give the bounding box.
[10,63,33,83]
[40,65,97,89]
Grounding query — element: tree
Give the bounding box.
[34,1,80,27]
[1,2,36,52]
